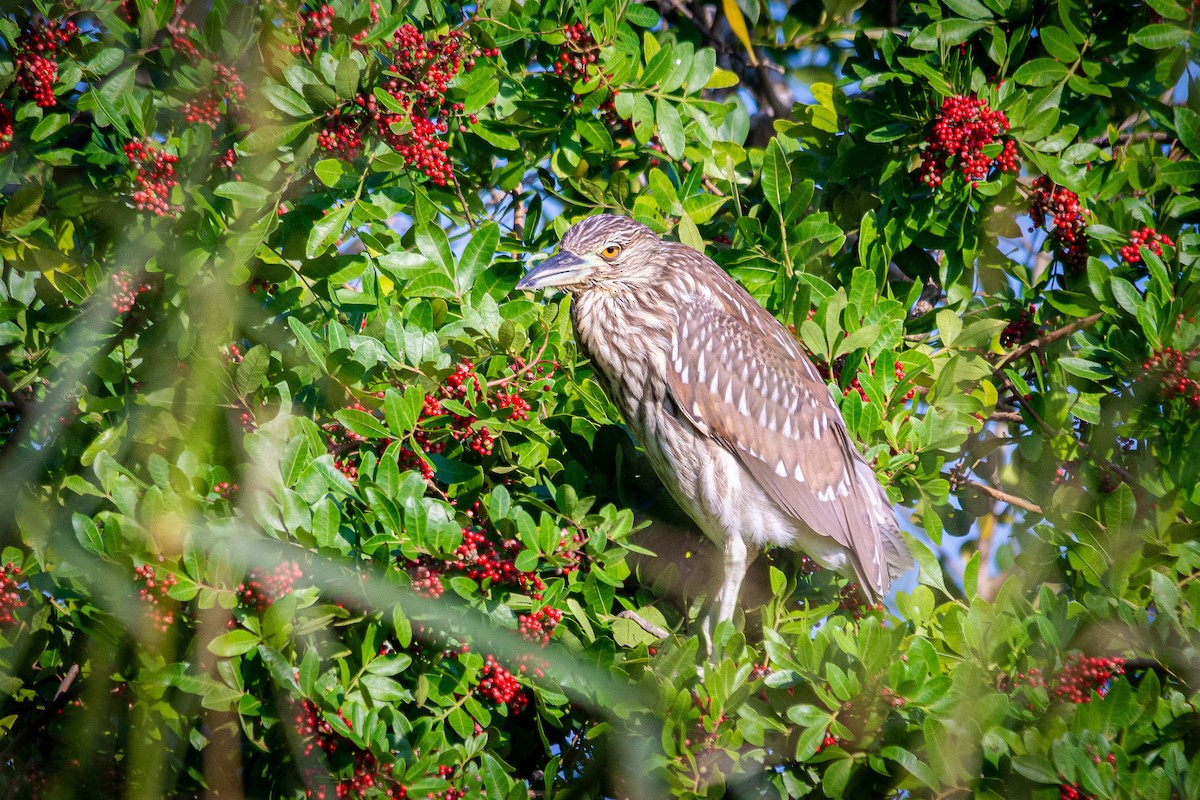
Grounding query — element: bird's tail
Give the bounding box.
[855,459,911,595]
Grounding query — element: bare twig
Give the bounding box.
[964,479,1043,515]
[994,312,1104,372]
[511,186,527,240]
[989,411,1024,424]
[616,609,670,639]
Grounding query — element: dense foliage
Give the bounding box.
[1,0,1199,797]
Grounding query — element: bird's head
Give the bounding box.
[516,214,663,292]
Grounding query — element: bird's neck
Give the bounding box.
[570,288,674,425]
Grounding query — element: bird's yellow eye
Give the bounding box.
[599,244,622,259]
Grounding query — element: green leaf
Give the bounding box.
[1057,357,1114,381]
[263,80,313,116]
[455,221,499,295]
[236,345,270,395]
[1132,23,1187,49]
[761,138,791,213]
[2,183,43,233]
[314,159,353,188]
[1109,277,1143,316]
[944,0,994,18]
[1175,107,1200,156]
[1038,26,1080,61]
[208,630,260,657]
[213,181,272,206]
[1158,161,1200,187]
[624,3,660,26]
[655,99,685,160]
[334,408,389,439]
[334,57,361,98]
[1012,754,1058,784]
[306,204,352,258]
[1012,58,1070,86]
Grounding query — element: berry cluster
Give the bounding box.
[211,480,239,501]
[1029,177,1088,274]
[517,607,563,645]
[919,94,1018,188]
[224,342,244,363]
[237,561,303,612]
[1005,653,1125,703]
[124,141,180,217]
[1140,347,1200,410]
[1119,226,1174,265]
[294,699,405,800]
[816,352,913,405]
[167,20,202,62]
[407,563,445,598]
[310,21,494,184]
[0,102,12,153]
[134,564,178,633]
[836,582,883,619]
[292,4,337,58]
[556,23,600,82]
[1001,305,1040,347]
[213,147,239,176]
[816,727,844,753]
[452,520,546,597]
[477,653,527,713]
[248,278,279,295]
[181,65,246,129]
[107,271,153,313]
[0,562,25,625]
[15,19,77,108]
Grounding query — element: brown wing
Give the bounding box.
[663,283,891,596]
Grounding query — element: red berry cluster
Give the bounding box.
[292,4,336,58]
[167,20,202,62]
[494,391,531,421]
[477,653,527,713]
[1059,783,1090,800]
[517,607,563,645]
[1119,226,1174,265]
[836,582,883,619]
[181,65,246,129]
[248,278,279,295]
[213,147,239,175]
[134,564,178,633]
[15,19,77,108]
[211,480,239,501]
[816,352,913,404]
[1001,304,1040,347]
[0,102,13,153]
[1140,347,1200,410]
[295,699,406,800]
[237,561,303,612]
[919,94,1018,189]
[406,563,445,598]
[0,562,25,625]
[815,727,844,753]
[224,342,244,363]
[556,23,599,81]
[108,271,153,313]
[124,141,180,217]
[310,22,494,184]
[452,521,546,597]
[683,689,733,754]
[1029,176,1088,273]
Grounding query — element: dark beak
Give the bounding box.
[515,251,598,291]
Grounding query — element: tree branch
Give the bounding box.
[995,312,1104,372]
[964,479,1043,515]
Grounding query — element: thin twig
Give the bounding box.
[989,411,1024,424]
[617,609,670,639]
[964,479,1043,515]
[995,312,1104,372]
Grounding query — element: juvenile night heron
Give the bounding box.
[516,215,910,640]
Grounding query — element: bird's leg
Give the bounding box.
[703,535,753,660]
